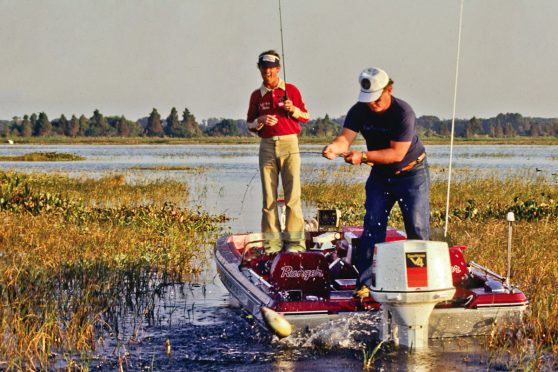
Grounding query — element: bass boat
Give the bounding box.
[215,210,528,346]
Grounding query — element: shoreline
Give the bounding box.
[2,136,558,146]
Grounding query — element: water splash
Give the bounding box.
[279,312,383,350]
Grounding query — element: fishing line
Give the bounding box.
[444,0,464,238]
[239,150,323,233]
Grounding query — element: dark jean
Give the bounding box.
[356,161,430,287]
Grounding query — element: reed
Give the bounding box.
[0,171,227,369]
[302,168,558,360]
[1,171,188,208]
[0,152,85,161]
[129,165,207,172]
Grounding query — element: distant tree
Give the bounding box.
[21,115,32,137]
[145,108,164,136]
[204,117,224,128]
[30,113,38,135]
[439,122,450,137]
[417,115,441,135]
[58,114,69,136]
[467,116,481,137]
[205,119,241,136]
[78,115,89,136]
[491,122,504,137]
[301,114,340,137]
[127,120,143,136]
[165,107,184,137]
[182,108,202,137]
[69,115,80,137]
[236,119,249,135]
[7,116,20,137]
[503,123,516,137]
[116,116,130,137]
[464,122,473,138]
[36,112,52,136]
[88,109,109,136]
[520,120,531,136]
[2,125,10,139]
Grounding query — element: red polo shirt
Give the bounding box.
[247,80,309,138]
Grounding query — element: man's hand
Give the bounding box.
[282,99,295,114]
[257,114,278,127]
[342,151,363,165]
[322,129,357,161]
[322,144,338,160]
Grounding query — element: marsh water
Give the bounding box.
[1,143,557,371]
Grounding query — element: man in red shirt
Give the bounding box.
[247,50,310,253]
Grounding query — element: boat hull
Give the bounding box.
[215,234,528,338]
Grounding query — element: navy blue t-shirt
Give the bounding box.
[344,96,425,174]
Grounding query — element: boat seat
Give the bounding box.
[449,246,469,285]
[270,252,330,299]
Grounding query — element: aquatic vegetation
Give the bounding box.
[0,171,227,369]
[129,165,207,172]
[303,173,558,226]
[0,151,85,161]
[302,173,558,359]
[363,340,384,369]
[0,171,188,208]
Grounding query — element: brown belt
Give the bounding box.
[394,153,426,175]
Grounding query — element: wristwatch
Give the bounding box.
[361,151,373,166]
[361,151,368,165]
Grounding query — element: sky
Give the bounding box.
[1,0,557,123]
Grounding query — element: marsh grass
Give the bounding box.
[3,172,189,208]
[0,171,227,369]
[0,152,85,161]
[302,168,558,361]
[129,165,207,172]
[363,340,384,369]
[462,152,514,158]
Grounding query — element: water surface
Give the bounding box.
[1,143,555,370]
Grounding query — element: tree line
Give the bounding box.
[1,107,207,138]
[302,113,558,138]
[2,110,557,138]
[417,113,558,138]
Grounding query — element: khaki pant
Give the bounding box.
[259,134,305,252]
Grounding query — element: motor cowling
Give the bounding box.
[371,240,456,348]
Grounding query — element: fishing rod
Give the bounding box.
[444,0,465,238]
[278,0,288,101]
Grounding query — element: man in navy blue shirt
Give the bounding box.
[322,67,430,298]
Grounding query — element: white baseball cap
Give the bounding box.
[358,67,390,102]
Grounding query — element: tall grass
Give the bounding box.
[0,152,85,161]
[302,168,558,357]
[3,172,189,208]
[0,171,227,369]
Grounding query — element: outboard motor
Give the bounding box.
[371,240,456,349]
[270,252,330,300]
